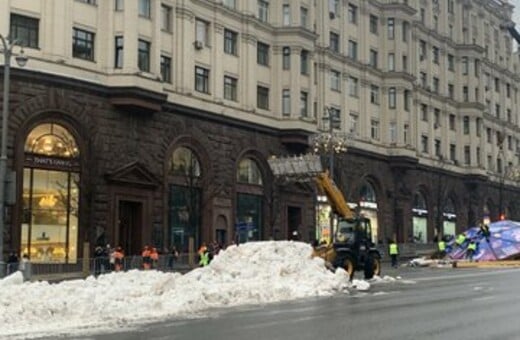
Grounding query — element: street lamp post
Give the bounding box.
[0,35,28,277]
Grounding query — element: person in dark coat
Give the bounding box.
[7,251,19,275]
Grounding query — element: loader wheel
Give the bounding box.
[364,256,381,279]
[342,256,355,280]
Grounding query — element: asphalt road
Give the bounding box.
[51,265,520,340]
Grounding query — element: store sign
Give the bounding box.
[25,154,80,170]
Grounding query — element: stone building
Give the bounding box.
[1,0,520,262]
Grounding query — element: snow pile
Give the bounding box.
[409,257,454,267]
[0,241,362,338]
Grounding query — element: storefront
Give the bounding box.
[359,181,379,243]
[20,123,80,263]
[235,158,264,243]
[412,192,428,243]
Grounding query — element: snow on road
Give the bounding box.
[0,241,392,339]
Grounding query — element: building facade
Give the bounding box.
[1,0,520,262]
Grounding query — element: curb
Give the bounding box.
[453,260,520,268]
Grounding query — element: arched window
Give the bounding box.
[168,146,202,252]
[442,198,456,237]
[236,157,264,243]
[170,146,201,178]
[237,158,263,185]
[359,181,378,243]
[412,191,428,243]
[360,181,376,203]
[22,123,80,264]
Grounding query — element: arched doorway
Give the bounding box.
[359,180,379,243]
[442,198,456,238]
[412,191,428,243]
[21,123,80,263]
[235,157,264,243]
[167,146,202,252]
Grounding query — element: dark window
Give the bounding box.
[257,42,269,66]
[76,0,96,4]
[224,76,237,101]
[114,36,123,68]
[257,86,269,109]
[115,0,124,10]
[195,67,210,93]
[72,28,95,61]
[161,55,171,83]
[10,14,39,48]
[138,39,150,72]
[161,5,172,31]
[224,29,238,55]
[282,47,290,70]
[369,15,378,34]
[300,50,309,74]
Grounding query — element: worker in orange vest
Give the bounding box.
[142,245,152,270]
[114,246,124,272]
[150,247,159,269]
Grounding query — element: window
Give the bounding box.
[237,158,263,185]
[195,66,210,93]
[434,108,440,126]
[138,39,150,72]
[449,114,456,131]
[329,32,339,53]
[196,19,209,46]
[463,116,470,135]
[369,49,378,68]
[387,18,395,39]
[495,104,501,119]
[476,147,481,166]
[300,50,309,74]
[77,0,96,4]
[404,124,409,144]
[348,40,357,60]
[388,87,396,109]
[419,40,427,60]
[223,0,236,9]
[506,83,511,98]
[448,54,455,71]
[448,0,454,13]
[369,15,378,34]
[390,122,397,143]
[388,53,395,71]
[448,84,454,99]
[420,72,427,87]
[348,4,357,24]
[370,85,379,105]
[435,139,441,157]
[507,109,512,123]
[10,14,39,48]
[258,0,269,22]
[420,8,425,24]
[224,29,238,55]
[282,89,290,116]
[495,78,500,92]
[138,0,151,18]
[349,76,358,97]
[115,0,123,10]
[474,59,480,77]
[349,113,358,134]
[421,104,428,121]
[281,47,291,70]
[330,70,340,91]
[402,55,408,71]
[433,15,438,31]
[72,28,95,61]
[461,57,468,75]
[463,86,469,102]
[402,21,409,42]
[371,120,380,140]
[160,55,171,83]
[114,36,123,68]
[257,42,269,66]
[300,7,308,27]
[329,0,340,18]
[257,86,269,109]
[464,146,471,165]
[283,4,290,26]
[224,76,237,101]
[300,91,308,117]
[161,4,172,32]
[433,46,439,64]
[476,118,482,137]
[421,135,429,153]
[433,77,439,93]
[404,90,410,111]
[486,128,492,143]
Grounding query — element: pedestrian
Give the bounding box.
[168,246,179,270]
[113,246,124,272]
[455,233,466,247]
[142,245,152,270]
[466,239,477,262]
[6,251,19,275]
[437,238,446,259]
[199,248,209,267]
[94,245,105,275]
[18,254,31,281]
[150,247,159,269]
[388,239,399,268]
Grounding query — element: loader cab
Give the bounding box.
[335,217,372,246]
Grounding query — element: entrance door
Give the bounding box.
[118,200,143,255]
[287,206,302,240]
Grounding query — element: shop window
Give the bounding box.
[22,123,80,264]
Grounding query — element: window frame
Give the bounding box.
[224,75,238,101]
[195,66,210,93]
[138,39,150,72]
[160,55,172,83]
[72,27,95,61]
[10,14,39,49]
